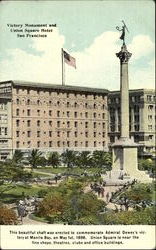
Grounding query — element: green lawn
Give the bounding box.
[0,184,49,204]
[38,166,105,175]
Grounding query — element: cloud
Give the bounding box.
[0,28,155,90]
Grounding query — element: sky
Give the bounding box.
[0,0,155,90]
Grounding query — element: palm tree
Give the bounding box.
[12,150,24,165]
[77,151,92,168]
[61,149,78,168]
[28,149,42,169]
[47,152,60,168]
[92,151,112,170]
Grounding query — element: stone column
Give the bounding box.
[116,44,132,139]
[115,108,118,132]
[131,107,134,132]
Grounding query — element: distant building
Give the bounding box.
[0,81,155,160]
[0,80,108,160]
[108,89,156,156]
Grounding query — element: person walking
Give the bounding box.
[17,201,26,223]
[106,192,109,202]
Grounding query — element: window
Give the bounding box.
[147,95,152,101]
[67,102,70,107]
[49,131,52,137]
[37,120,40,126]
[16,99,19,104]
[85,122,88,128]
[16,131,19,137]
[37,131,40,137]
[102,122,105,129]
[102,141,105,147]
[102,113,105,119]
[57,101,60,106]
[16,120,20,127]
[49,141,52,147]
[75,131,78,137]
[49,110,52,116]
[49,101,52,106]
[67,121,70,128]
[16,109,19,116]
[94,141,96,147]
[148,105,153,111]
[67,111,70,117]
[75,141,78,147]
[94,103,96,109]
[57,131,60,137]
[94,132,96,137]
[37,141,40,147]
[67,131,70,138]
[148,115,152,121]
[27,120,31,127]
[37,110,40,116]
[16,141,20,148]
[94,122,96,129]
[85,112,88,118]
[74,121,78,128]
[85,131,88,137]
[93,112,96,118]
[57,111,60,117]
[27,109,30,116]
[148,125,152,131]
[102,104,105,110]
[74,112,77,118]
[27,131,31,137]
[57,121,60,128]
[49,121,52,126]
[85,141,88,147]
[27,99,30,105]
[57,141,60,147]
[85,103,88,108]
[74,102,77,108]
[67,141,70,147]
[102,132,105,138]
[37,100,40,105]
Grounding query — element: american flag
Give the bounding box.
[63,49,76,69]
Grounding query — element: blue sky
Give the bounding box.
[0,0,155,90]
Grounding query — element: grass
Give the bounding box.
[38,166,105,175]
[0,184,49,204]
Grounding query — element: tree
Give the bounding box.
[0,161,32,194]
[61,150,78,168]
[0,204,17,225]
[28,149,42,169]
[76,151,92,168]
[12,150,24,165]
[92,151,112,170]
[47,152,61,168]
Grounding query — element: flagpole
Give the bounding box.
[61,48,65,86]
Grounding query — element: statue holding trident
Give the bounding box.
[116,20,129,45]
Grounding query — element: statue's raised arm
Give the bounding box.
[116,20,129,45]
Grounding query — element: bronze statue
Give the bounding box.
[116,20,129,44]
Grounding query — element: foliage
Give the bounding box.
[36,179,106,224]
[102,206,155,225]
[12,150,24,165]
[0,205,17,225]
[0,160,32,194]
[138,158,155,176]
[92,151,112,170]
[28,149,42,169]
[61,150,78,168]
[119,183,154,202]
[47,152,61,168]
[76,151,92,168]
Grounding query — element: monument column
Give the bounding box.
[116,44,132,138]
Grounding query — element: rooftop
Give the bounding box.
[0,80,109,94]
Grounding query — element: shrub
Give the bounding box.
[0,205,17,225]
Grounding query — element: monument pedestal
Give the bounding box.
[111,137,152,183]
